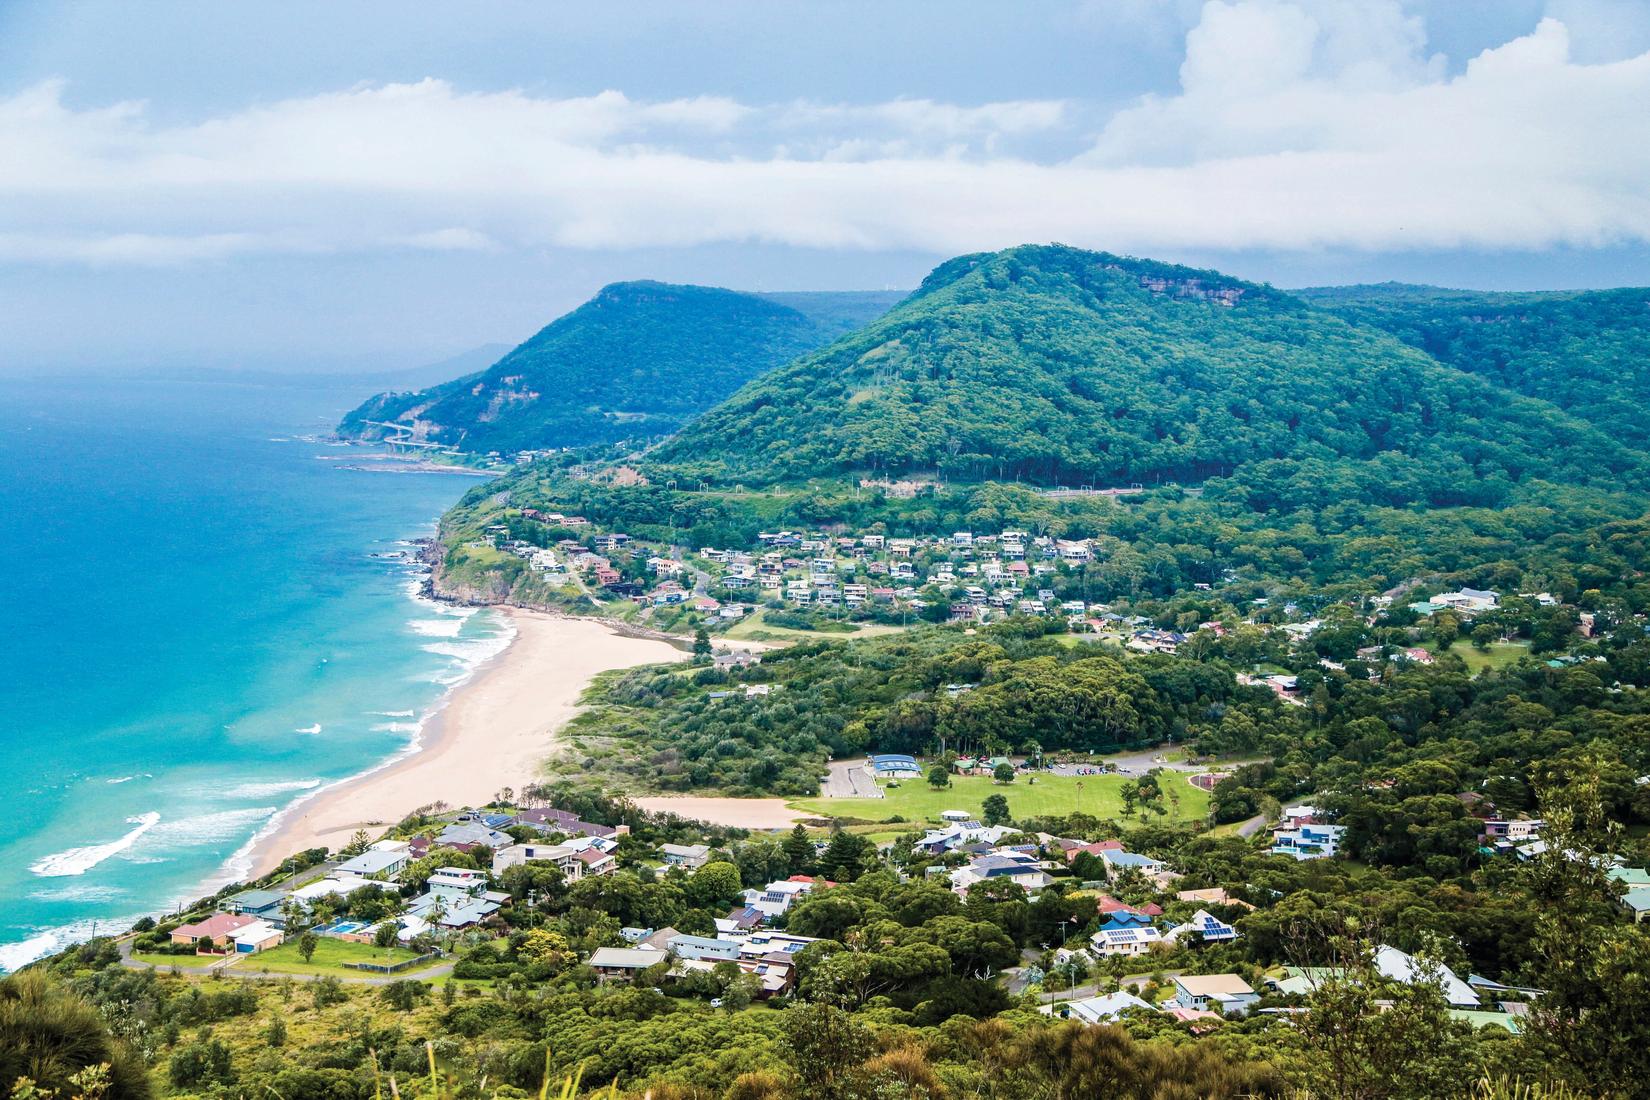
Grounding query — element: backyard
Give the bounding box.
[236,937,437,978]
[1445,640,1532,675]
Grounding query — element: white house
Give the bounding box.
[1375,945,1480,1007]
[1173,974,1258,1016]
[1046,990,1155,1024]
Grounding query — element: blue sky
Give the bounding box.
[2,0,1647,373]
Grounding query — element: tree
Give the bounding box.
[782,824,816,876]
[688,861,744,909]
[297,931,318,964]
[781,1003,874,1100]
[693,627,712,658]
[926,763,951,790]
[379,980,427,1012]
[981,793,1012,826]
[520,928,577,970]
[818,830,873,882]
[1291,924,1479,1100]
[373,922,400,949]
[339,829,371,859]
[0,971,154,1100]
[1522,770,1650,1097]
[992,762,1015,784]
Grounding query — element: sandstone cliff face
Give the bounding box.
[423,537,564,610]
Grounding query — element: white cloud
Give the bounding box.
[1,5,1646,266]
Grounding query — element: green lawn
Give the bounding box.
[721,609,908,644]
[235,937,434,978]
[789,771,1210,825]
[1445,640,1531,675]
[130,951,219,970]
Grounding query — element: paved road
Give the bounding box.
[1235,813,1269,838]
[820,759,884,798]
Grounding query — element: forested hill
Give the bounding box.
[1298,282,1650,448]
[338,283,904,454]
[653,245,1648,511]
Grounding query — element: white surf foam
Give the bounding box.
[105,773,151,784]
[371,721,419,734]
[29,812,161,877]
[370,709,416,718]
[222,778,323,799]
[294,723,322,735]
[408,617,465,638]
[29,883,122,903]
[0,932,64,973]
[141,806,278,851]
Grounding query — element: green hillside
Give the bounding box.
[338,282,903,453]
[656,245,1646,511]
[1298,282,1650,447]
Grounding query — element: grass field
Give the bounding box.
[721,609,909,644]
[130,951,219,969]
[789,771,1210,825]
[235,937,435,978]
[1445,640,1532,675]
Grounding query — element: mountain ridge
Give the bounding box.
[338,281,904,453]
[651,244,1646,511]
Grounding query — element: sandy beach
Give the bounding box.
[246,609,682,875]
[631,796,810,829]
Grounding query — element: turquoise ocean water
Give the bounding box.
[0,376,508,971]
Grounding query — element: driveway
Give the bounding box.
[820,759,884,798]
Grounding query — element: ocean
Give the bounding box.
[0,375,510,971]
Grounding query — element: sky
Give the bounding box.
[1,0,1647,373]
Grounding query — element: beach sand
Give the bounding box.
[631,796,810,829]
[247,609,682,875]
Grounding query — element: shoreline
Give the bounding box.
[244,608,682,876]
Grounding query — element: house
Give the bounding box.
[1089,922,1163,957]
[512,807,620,839]
[223,889,289,928]
[949,851,1052,897]
[1097,894,1162,918]
[1099,849,1165,876]
[915,823,1019,856]
[1047,990,1155,1024]
[868,754,922,779]
[1429,588,1499,615]
[667,934,742,962]
[589,946,667,982]
[1271,823,1345,861]
[403,866,506,930]
[437,821,514,851]
[1064,839,1124,863]
[712,650,761,672]
[660,843,712,869]
[492,841,582,878]
[1164,910,1239,945]
[171,912,260,953]
[1609,867,1650,922]
[334,847,409,882]
[1173,974,1258,1016]
[721,906,765,932]
[1375,945,1480,1007]
[226,920,283,954]
[574,847,618,877]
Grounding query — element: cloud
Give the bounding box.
[1,5,1646,265]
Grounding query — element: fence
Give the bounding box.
[341,951,440,974]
